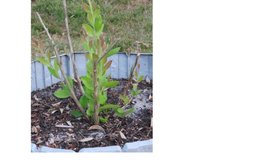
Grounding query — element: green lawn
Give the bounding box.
[31,0,152,58]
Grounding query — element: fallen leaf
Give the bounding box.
[42,113,50,117]
[52,101,62,107]
[145,76,151,84]
[52,110,58,114]
[36,137,43,144]
[48,134,55,144]
[31,126,38,133]
[138,127,143,131]
[79,137,94,142]
[33,94,40,101]
[66,132,75,137]
[148,95,152,101]
[65,105,70,110]
[55,124,74,128]
[88,125,105,133]
[66,121,72,126]
[60,108,64,114]
[119,131,127,140]
[32,103,41,107]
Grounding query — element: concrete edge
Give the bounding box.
[122,139,153,152]
[31,139,153,153]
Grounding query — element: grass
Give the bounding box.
[31,0,152,58]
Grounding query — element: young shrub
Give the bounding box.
[36,0,143,126]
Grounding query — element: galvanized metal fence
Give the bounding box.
[31,52,153,91]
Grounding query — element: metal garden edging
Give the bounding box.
[31,52,153,91]
[31,139,153,152]
[31,52,153,152]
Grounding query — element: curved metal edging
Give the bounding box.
[31,52,153,152]
[31,53,153,91]
[31,139,153,152]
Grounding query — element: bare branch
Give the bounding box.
[36,12,60,63]
[122,43,141,96]
[36,12,87,119]
[62,0,84,95]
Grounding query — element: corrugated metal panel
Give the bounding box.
[31,53,152,91]
[50,58,60,84]
[75,53,87,76]
[43,65,52,88]
[31,63,36,91]
[118,53,128,79]
[108,54,119,79]
[35,61,45,90]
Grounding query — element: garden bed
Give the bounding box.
[31,79,152,152]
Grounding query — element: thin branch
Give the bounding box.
[123,52,141,96]
[97,40,117,64]
[36,12,61,63]
[36,12,87,119]
[62,0,84,95]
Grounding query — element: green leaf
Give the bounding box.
[86,104,94,117]
[87,13,94,25]
[104,60,112,71]
[103,80,119,88]
[86,61,93,73]
[85,87,93,100]
[86,52,93,60]
[115,108,125,117]
[133,83,138,90]
[99,117,108,123]
[46,52,52,61]
[115,108,134,118]
[134,70,138,78]
[70,110,83,118]
[125,108,135,114]
[106,47,120,58]
[48,67,60,79]
[99,104,120,111]
[79,95,88,109]
[36,56,49,66]
[130,89,141,97]
[119,95,130,105]
[137,75,144,83]
[53,59,59,71]
[67,76,73,88]
[99,93,107,105]
[94,16,103,35]
[83,24,94,36]
[81,75,93,90]
[93,8,101,18]
[54,88,70,98]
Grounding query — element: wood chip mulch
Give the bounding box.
[31,79,153,152]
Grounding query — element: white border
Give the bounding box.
[1,0,260,166]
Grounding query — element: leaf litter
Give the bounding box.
[31,79,152,152]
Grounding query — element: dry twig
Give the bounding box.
[36,12,87,119]
[62,0,84,95]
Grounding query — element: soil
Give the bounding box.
[31,79,153,152]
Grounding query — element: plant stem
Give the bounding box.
[36,12,87,119]
[123,52,140,96]
[93,60,99,125]
[97,40,117,64]
[62,0,84,95]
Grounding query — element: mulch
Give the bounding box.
[31,79,153,152]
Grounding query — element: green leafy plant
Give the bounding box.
[36,0,143,126]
